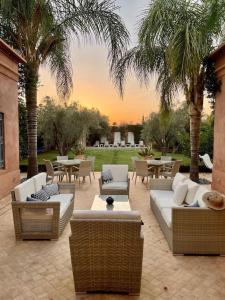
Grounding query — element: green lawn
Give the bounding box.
[20,148,191,171]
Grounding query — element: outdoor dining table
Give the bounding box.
[146,159,173,178]
[56,159,82,183]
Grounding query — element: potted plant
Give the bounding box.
[138,144,154,160]
[71,144,86,159]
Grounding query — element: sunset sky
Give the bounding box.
[37,0,209,124]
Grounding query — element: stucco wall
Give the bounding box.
[0,47,20,199]
[212,51,225,193]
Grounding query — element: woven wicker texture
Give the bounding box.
[69,216,143,294]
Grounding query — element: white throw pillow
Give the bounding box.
[173,182,188,205]
[172,173,186,191]
[193,186,209,208]
[184,179,199,204]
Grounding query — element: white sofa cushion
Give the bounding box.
[193,186,209,208]
[102,181,128,190]
[48,194,73,217]
[161,208,172,228]
[72,210,141,221]
[172,173,186,191]
[184,179,199,204]
[33,173,47,192]
[102,165,128,182]
[173,183,188,205]
[14,178,36,202]
[21,193,73,221]
[150,190,178,210]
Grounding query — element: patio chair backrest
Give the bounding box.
[57,156,68,161]
[102,164,128,182]
[171,160,182,177]
[161,156,172,161]
[131,156,139,168]
[74,155,86,160]
[135,160,149,177]
[78,160,92,177]
[199,154,213,170]
[86,156,95,170]
[43,159,54,176]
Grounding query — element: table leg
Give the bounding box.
[155,166,160,178]
[68,166,72,183]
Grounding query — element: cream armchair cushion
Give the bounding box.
[102,164,128,182]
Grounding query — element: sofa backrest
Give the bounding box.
[13,172,47,201]
[102,164,128,182]
[14,178,36,202]
[33,173,47,191]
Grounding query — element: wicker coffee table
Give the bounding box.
[91,195,131,211]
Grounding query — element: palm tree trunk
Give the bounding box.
[189,103,202,181]
[188,74,204,182]
[25,63,39,178]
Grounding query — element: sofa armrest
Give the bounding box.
[172,207,225,254]
[11,200,61,240]
[58,183,75,196]
[149,179,173,191]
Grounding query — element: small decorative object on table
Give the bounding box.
[106,196,114,205]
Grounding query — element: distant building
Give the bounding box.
[0,39,26,199]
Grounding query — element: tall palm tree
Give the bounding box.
[113,0,223,181]
[0,0,129,177]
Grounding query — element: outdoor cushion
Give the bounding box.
[193,186,209,208]
[48,193,73,217]
[172,173,186,191]
[173,182,188,205]
[101,170,113,183]
[31,189,50,201]
[150,190,178,210]
[102,181,128,190]
[102,165,128,182]
[72,210,141,221]
[43,183,59,196]
[21,193,73,221]
[184,179,199,204]
[33,173,47,192]
[14,178,36,202]
[161,208,172,228]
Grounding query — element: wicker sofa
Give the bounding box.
[150,174,225,255]
[11,173,75,240]
[69,210,143,294]
[99,164,130,195]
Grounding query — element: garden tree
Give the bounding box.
[142,104,189,153]
[0,0,129,177]
[199,116,214,158]
[38,97,109,154]
[79,108,109,147]
[87,110,110,145]
[113,0,222,181]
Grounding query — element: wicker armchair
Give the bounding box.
[99,164,130,196]
[69,210,144,294]
[11,173,75,240]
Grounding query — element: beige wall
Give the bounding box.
[0,47,21,199]
[212,51,225,193]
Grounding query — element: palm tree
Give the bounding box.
[0,0,129,177]
[113,0,223,181]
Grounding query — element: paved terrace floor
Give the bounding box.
[1,173,225,300]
